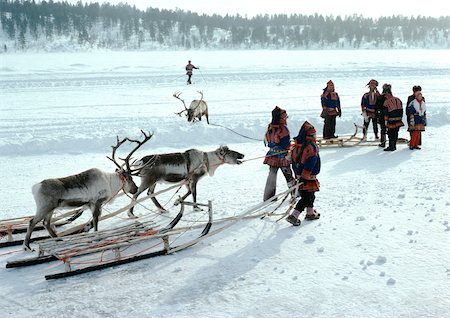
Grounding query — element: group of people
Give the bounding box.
[321,79,427,151]
[262,80,427,226]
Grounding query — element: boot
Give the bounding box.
[305,207,320,220]
[286,214,301,226]
[286,209,302,226]
[375,133,379,139]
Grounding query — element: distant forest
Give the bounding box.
[1,0,450,51]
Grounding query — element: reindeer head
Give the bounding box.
[108,130,153,194]
[216,146,244,165]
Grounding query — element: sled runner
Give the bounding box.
[316,123,408,147]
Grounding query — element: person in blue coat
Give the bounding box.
[286,121,321,226]
[320,80,341,139]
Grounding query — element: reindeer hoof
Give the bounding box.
[127,212,138,219]
[23,245,34,252]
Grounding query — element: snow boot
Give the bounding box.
[286,215,301,226]
[304,208,320,220]
[286,209,302,226]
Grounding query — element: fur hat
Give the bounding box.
[412,85,422,92]
[323,80,334,91]
[294,121,316,144]
[382,83,392,94]
[366,79,379,87]
[271,106,287,125]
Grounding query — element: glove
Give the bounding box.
[338,110,342,117]
[320,109,327,118]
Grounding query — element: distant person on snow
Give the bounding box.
[263,106,294,202]
[407,91,427,150]
[320,80,341,139]
[375,84,389,148]
[361,79,380,140]
[382,84,404,151]
[286,121,321,226]
[185,60,198,85]
[406,85,425,146]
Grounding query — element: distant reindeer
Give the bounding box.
[174,91,209,124]
[23,131,152,251]
[128,146,244,215]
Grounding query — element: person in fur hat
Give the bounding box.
[263,106,294,201]
[286,121,321,226]
[320,80,341,139]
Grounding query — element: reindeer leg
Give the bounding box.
[43,211,58,237]
[92,201,104,232]
[174,183,192,206]
[205,110,209,124]
[23,206,53,251]
[149,184,166,212]
[191,179,202,211]
[128,180,150,218]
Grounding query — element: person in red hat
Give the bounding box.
[286,121,321,226]
[361,79,380,140]
[263,106,294,201]
[320,80,341,139]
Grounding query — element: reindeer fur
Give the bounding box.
[129,146,244,214]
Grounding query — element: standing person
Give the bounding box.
[320,80,341,139]
[361,79,380,139]
[406,85,425,145]
[185,60,198,85]
[383,84,404,151]
[286,121,321,226]
[375,84,389,147]
[263,106,294,201]
[407,92,427,150]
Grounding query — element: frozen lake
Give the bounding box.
[0,50,449,317]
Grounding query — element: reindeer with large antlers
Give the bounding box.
[174,91,209,124]
[23,131,152,251]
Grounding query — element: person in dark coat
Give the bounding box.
[263,106,294,201]
[361,79,380,139]
[320,80,341,139]
[382,84,404,151]
[286,121,321,226]
[185,60,198,85]
[375,84,389,147]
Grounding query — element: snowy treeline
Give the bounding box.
[0,0,450,52]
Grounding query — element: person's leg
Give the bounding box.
[263,166,278,201]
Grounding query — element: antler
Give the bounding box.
[107,136,129,169]
[173,91,188,116]
[123,130,153,172]
[197,90,203,102]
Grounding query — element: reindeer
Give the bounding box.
[174,91,209,124]
[23,131,152,251]
[128,146,244,215]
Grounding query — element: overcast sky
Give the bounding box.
[78,0,448,18]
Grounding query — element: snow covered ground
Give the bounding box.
[0,50,449,317]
